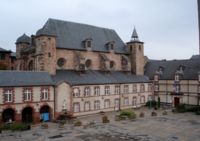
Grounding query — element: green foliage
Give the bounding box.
[146,100,157,107]
[1,123,31,131]
[175,104,200,114]
[74,120,82,126]
[119,109,136,119]
[102,116,110,123]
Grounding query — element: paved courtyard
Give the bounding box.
[0,108,200,141]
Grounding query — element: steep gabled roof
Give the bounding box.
[52,70,149,86]
[0,71,54,87]
[145,58,200,80]
[36,18,127,54]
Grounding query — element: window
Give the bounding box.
[84,87,90,96]
[124,85,129,94]
[174,85,180,93]
[73,103,80,112]
[85,59,92,68]
[133,84,137,93]
[84,101,90,111]
[57,58,66,67]
[105,86,110,95]
[114,98,119,107]
[154,85,159,91]
[87,40,91,48]
[115,85,120,94]
[154,75,159,81]
[4,89,13,102]
[0,53,5,60]
[175,74,179,82]
[140,96,145,104]
[41,88,49,100]
[94,100,100,110]
[148,84,152,92]
[104,99,110,108]
[110,61,115,69]
[140,84,145,92]
[48,53,51,57]
[23,88,32,101]
[73,87,80,97]
[94,87,100,96]
[124,97,129,106]
[198,85,200,93]
[132,97,137,107]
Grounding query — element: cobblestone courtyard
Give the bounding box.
[1,108,200,141]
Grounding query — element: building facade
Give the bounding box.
[0,19,152,123]
[145,58,200,107]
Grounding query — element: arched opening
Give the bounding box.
[2,108,15,122]
[28,60,34,70]
[85,59,92,68]
[22,107,33,123]
[110,61,115,69]
[40,105,51,122]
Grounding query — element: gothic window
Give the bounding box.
[105,86,110,95]
[94,87,100,96]
[57,58,66,67]
[23,88,32,101]
[94,100,100,110]
[41,88,49,100]
[84,101,90,111]
[73,103,80,112]
[73,87,80,97]
[4,89,13,103]
[115,85,120,94]
[104,99,110,108]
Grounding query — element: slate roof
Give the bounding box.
[0,71,54,87]
[0,47,11,53]
[16,34,31,44]
[52,70,149,86]
[36,18,127,54]
[145,58,200,80]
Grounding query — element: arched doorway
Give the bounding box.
[40,105,51,122]
[22,107,33,123]
[2,108,15,122]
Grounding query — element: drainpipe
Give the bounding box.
[53,85,56,120]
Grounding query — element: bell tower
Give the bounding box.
[127,28,144,75]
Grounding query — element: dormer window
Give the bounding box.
[83,38,92,50]
[154,74,159,81]
[175,74,179,82]
[106,41,115,52]
[158,66,164,74]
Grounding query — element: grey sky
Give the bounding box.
[0,0,198,60]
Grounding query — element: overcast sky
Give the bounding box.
[0,0,198,60]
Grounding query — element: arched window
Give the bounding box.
[140,84,145,93]
[84,87,90,97]
[94,100,100,110]
[85,59,92,68]
[104,99,110,108]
